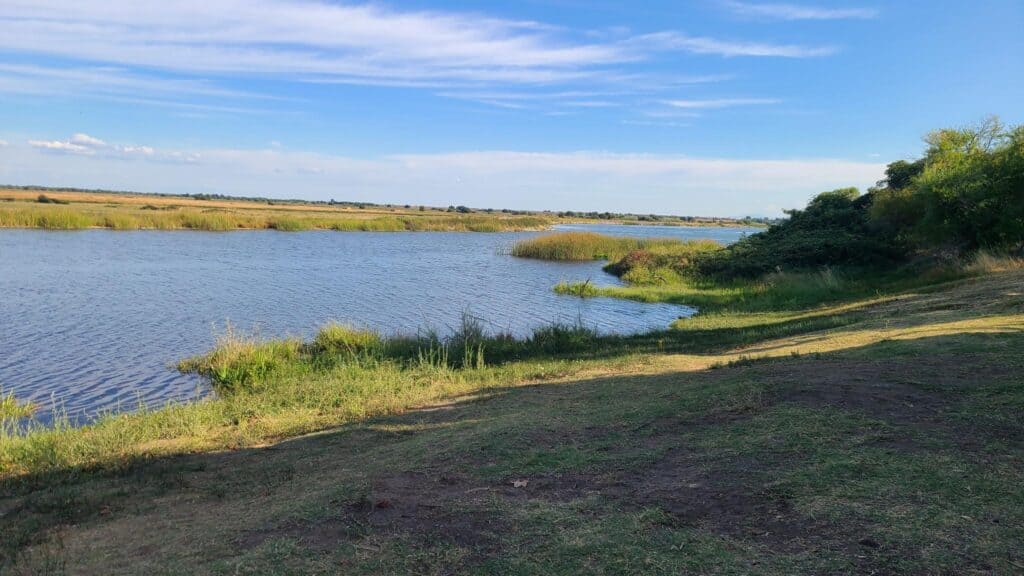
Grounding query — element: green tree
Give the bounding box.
[913,118,1024,249]
[701,187,902,278]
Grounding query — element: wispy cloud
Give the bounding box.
[436,74,731,110]
[0,1,837,95]
[664,98,781,109]
[723,1,878,21]
[0,1,622,85]
[633,32,835,58]
[0,63,277,115]
[3,133,885,216]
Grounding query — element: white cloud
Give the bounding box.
[28,139,96,155]
[633,32,835,58]
[0,139,8,147]
[29,133,168,159]
[2,134,885,217]
[664,98,781,109]
[69,133,106,147]
[723,1,878,21]
[0,1,836,93]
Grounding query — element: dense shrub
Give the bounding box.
[697,118,1023,279]
[698,188,902,278]
[885,119,1023,251]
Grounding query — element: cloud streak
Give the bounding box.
[0,1,836,92]
[664,98,781,109]
[723,1,878,21]
[634,32,836,58]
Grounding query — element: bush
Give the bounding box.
[698,188,902,278]
[872,118,1024,253]
[36,194,70,205]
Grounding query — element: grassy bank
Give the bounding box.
[0,191,550,232]
[515,232,1016,317]
[2,269,1022,574]
[0,308,855,481]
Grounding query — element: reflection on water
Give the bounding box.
[0,224,753,422]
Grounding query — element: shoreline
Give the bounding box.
[0,188,764,232]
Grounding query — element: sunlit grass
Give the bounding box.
[0,389,35,421]
[511,232,717,261]
[964,249,1024,274]
[0,201,550,232]
[7,266,1016,481]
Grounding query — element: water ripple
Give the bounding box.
[0,225,754,423]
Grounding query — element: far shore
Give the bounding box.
[0,187,766,232]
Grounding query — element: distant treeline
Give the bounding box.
[554,210,773,226]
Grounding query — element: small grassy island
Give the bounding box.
[2,120,1023,574]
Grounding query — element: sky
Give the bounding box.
[0,1,1020,217]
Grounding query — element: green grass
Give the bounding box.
[0,389,35,422]
[3,273,1022,573]
[0,294,882,483]
[510,231,717,261]
[2,269,1022,574]
[558,269,866,312]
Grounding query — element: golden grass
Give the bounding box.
[964,250,1024,274]
[0,192,551,232]
[0,389,35,421]
[511,231,719,261]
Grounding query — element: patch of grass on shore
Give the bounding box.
[0,318,619,480]
[0,295,886,483]
[532,232,994,319]
[557,269,869,313]
[0,390,35,422]
[510,231,716,261]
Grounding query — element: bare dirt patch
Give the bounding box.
[238,471,509,555]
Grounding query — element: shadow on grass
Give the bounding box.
[4,330,1023,573]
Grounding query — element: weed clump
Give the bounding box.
[0,389,35,421]
[177,330,303,393]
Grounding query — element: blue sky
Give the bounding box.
[0,0,1020,216]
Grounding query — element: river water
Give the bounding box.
[0,224,757,422]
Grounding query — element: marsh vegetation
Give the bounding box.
[0,190,551,232]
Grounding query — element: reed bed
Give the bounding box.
[511,231,718,261]
[0,202,550,232]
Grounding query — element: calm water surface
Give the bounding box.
[0,224,755,422]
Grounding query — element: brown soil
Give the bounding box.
[234,352,1018,573]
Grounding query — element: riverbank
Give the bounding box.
[0,189,550,232]
[0,188,763,232]
[3,266,1023,573]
